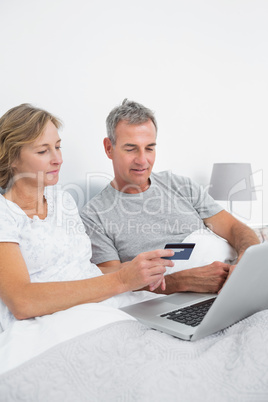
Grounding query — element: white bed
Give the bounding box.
[0,301,268,401]
[1,230,268,401]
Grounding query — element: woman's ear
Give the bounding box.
[103,137,114,160]
[10,157,18,169]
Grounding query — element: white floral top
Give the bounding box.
[0,186,102,331]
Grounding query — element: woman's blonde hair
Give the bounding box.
[0,103,62,189]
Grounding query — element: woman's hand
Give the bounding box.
[148,276,166,292]
[117,249,174,292]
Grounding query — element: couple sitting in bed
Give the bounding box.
[0,100,259,332]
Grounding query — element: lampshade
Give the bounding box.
[209,163,256,202]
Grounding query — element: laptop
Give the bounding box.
[121,242,268,341]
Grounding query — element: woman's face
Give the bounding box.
[11,120,63,188]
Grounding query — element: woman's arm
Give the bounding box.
[0,242,174,320]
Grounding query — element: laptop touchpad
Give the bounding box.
[166,293,216,306]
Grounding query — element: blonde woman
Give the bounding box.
[0,104,173,331]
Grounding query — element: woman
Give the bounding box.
[0,104,173,331]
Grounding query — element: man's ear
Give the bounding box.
[103,137,114,160]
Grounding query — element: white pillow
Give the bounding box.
[165,229,237,275]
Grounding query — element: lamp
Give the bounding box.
[208,163,256,214]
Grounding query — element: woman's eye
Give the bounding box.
[37,150,47,154]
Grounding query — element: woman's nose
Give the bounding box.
[51,150,63,165]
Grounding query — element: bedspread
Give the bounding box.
[1,310,268,402]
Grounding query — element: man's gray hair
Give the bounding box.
[106,99,157,145]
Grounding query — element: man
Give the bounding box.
[81,99,259,294]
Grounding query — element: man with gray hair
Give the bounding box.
[81,99,259,294]
[106,99,158,146]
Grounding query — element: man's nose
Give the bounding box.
[134,150,147,165]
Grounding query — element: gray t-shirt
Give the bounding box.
[81,171,223,264]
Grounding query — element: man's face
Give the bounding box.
[104,119,157,193]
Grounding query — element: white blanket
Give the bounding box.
[1,309,268,401]
[0,229,244,376]
[0,291,162,375]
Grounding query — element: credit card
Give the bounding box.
[163,243,195,260]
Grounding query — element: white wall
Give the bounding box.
[1,0,267,224]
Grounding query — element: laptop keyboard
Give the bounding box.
[160,298,216,327]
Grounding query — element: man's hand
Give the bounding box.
[156,261,231,294]
[218,264,236,293]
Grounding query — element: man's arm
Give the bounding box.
[98,210,260,294]
[203,210,260,261]
[98,260,121,273]
[149,210,260,295]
